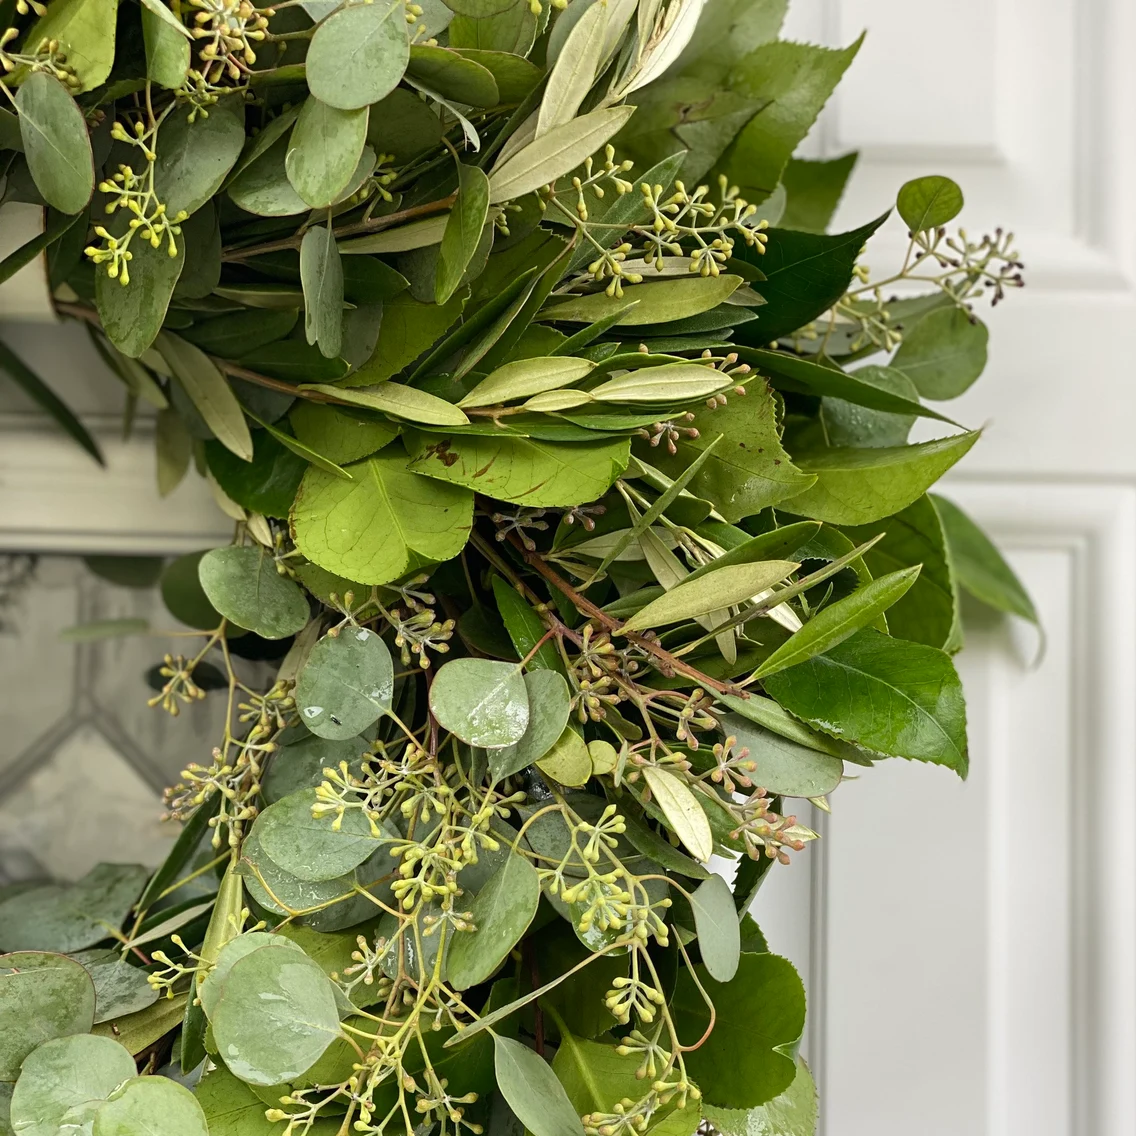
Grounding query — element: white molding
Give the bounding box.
[0,204,55,322]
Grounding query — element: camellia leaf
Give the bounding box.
[689,873,741,982]
[14,73,93,214]
[896,174,964,233]
[10,1033,136,1136]
[753,566,922,679]
[286,98,369,209]
[762,628,968,774]
[459,356,595,408]
[437,163,491,305]
[429,658,530,748]
[673,953,806,1110]
[407,44,499,106]
[406,430,630,508]
[933,494,1038,624]
[301,225,345,359]
[490,670,572,782]
[619,560,798,633]
[291,448,473,585]
[448,853,540,989]
[717,713,844,798]
[0,952,95,1080]
[205,430,306,519]
[210,946,340,1086]
[295,626,394,740]
[542,276,742,326]
[641,766,712,862]
[890,305,988,401]
[91,1075,209,1136]
[197,546,310,639]
[306,0,410,111]
[704,1055,819,1136]
[782,431,981,526]
[493,1036,585,1136]
[488,106,636,203]
[158,332,254,460]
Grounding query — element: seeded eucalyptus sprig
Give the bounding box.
[0,1,1037,1135]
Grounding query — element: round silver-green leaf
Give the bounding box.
[211,946,341,1086]
[197,547,310,639]
[295,627,394,740]
[15,72,94,214]
[307,0,410,111]
[489,670,571,783]
[92,1075,209,1136]
[285,98,369,209]
[429,659,530,748]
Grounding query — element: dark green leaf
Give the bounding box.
[780,153,858,233]
[197,546,310,639]
[155,100,246,220]
[896,174,964,233]
[15,72,94,214]
[300,224,345,359]
[408,44,500,106]
[205,430,306,519]
[95,235,185,358]
[0,208,81,287]
[491,576,563,672]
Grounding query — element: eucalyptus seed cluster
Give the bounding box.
[0,31,80,88]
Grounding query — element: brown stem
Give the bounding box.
[220,194,458,263]
[505,533,745,697]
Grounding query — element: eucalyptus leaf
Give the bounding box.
[890,306,988,401]
[198,546,310,639]
[490,670,571,781]
[896,174,964,233]
[15,72,94,215]
[295,626,394,740]
[155,100,245,220]
[493,1036,585,1136]
[286,99,369,209]
[429,658,529,748]
[689,874,740,982]
[307,0,410,111]
[91,1075,209,1136]
[536,726,592,787]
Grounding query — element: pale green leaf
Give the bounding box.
[429,658,529,748]
[537,0,608,137]
[91,1075,208,1136]
[718,713,843,798]
[541,275,742,325]
[490,670,572,782]
[307,381,469,427]
[535,726,592,787]
[641,766,712,862]
[493,1036,585,1136]
[307,0,410,111]
[26,0,118,91]
[689,874,740,982]
[590,361,733,404]
[438,164,491,304]
[459,356,594,408]
[286,98,369,209]
[890,306,988,401]
[339,214,451,255]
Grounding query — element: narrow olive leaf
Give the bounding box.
[437,164,491,304]
[15,73,94,214]
[0,339,104,465]
[304,381,470,427]
[306,0,410,111]
[493,1036,586,1136]
[340,213,452,255]
[589,362,734,404]
[897,174,964,233]
[553,301,641,354]
[690,874,741,983]
[286,98,369,208]
[537,0,608,137]
[198,547,310,638]
[254,417,354,480]
[488,106,636,203]
[491,576,563,673]
[158,333,254,460]
[618,561,798,633]
[590,439,722,580]
[641,766,713,862]
[542,275,742,326]
[753,566,922,680]
[155,408,191,497]
[300,224,344,359]
[429,658,530,748]
[448,853,540,989]
[459,356,595,408]
[684,522,822,583]
[0,209,81,286]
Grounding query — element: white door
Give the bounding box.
[754,3,1136,1135]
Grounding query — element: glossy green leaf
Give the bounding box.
[205,430,306,518]
[0,865,147,954]
[897,174,964,233]
[782,431,980,526]
[491,576,563,672]
[493,1036,585,1136]
[406,429,629,507]
[762,628,968,774]
[490,670,572,782]
[448,853,540,989]
[0,953,95,1080]
[92,1075,208,1136]
[366,88,443,163]
[459,356,594,408]
[619,560,797,632]
[0,338,103,465]
[452,48,542,102]
[674,953,806,1109]
[309,381,469,427]
[718,714,843,798]
[650,381,814,522]
[181,308,297,356]
[307,0,410,111]
[197,547,309,639]
[429,658,529,748]
[781,153,859,233]
[10,1033,135,1136]
[933,494,1038,624]
[211,946,341,1086]
[289,401,398,466]
[438,164,492,304]
[536,725,592,787]
[158,332,253,460]
[641,766,712,862]
[15,72,94,214]
[301,225,345,359]
[296,626,394,740]
[196,1066,320,1136]
[754,567,921,679]
[890,306,988,400]
[690,873,741,982]
[488,106,636,203]
[291,449,473,585]
[704,1056,818,1136]
[155,100,245,220]
[286,99,369,209]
